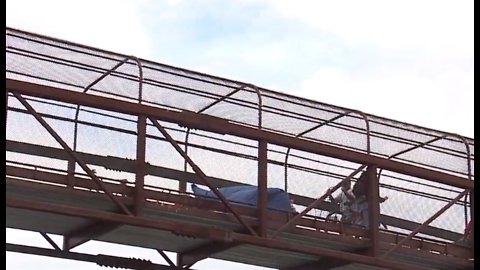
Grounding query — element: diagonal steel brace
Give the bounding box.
[272,164,367,238]
[148,116,258,236]
[382,188,469,258]
[12,91,133,216]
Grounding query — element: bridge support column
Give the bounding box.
[258,140,268,237]
[134,115,146,216]
[469,188,474,252]
[366,165,380,257]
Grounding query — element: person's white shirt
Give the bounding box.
[332,188,355,213]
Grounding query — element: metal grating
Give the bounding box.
[6,27,474,182]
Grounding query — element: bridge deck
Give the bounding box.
[6,163,473,270]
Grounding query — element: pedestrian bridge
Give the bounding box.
[6,27,474,270]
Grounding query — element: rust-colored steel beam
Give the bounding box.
[281,255,352,270]
[177,242,239,267]
[73,55,143,185]
[6,139,248,193]
[283,258,351,270]
[156,249,176,267]
[7,243,183,270]
[6,197,443,270]
[6,171,363,241]
[181,127,191,193]
[469,189,474,252]
[7,167,470,258]
[6,79,472,189]
[6,90,9,128]
[75,58,127,155]
[258,140,268,237]
[11,91,133,216]
[134,115,147,216]
[7,171,472,260]
[63,222,120,251]
[5,169,354,241]
[382,189,469,258]
[379,214,462,242]
[6,137,337,212]
[252,84,263,128]
[366,166,380,257]
[67,158,75,188]
[148,117,258,236]
[40,232,61,251]
[282,248,368,270]
[272,165,367,238]
[5,141,465,241]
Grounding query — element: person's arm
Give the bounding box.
[328,188,337,202]
[344,189,356,202]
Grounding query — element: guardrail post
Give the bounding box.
[366,165,380,256]
[258,140,268,237]
[134,115,147,216]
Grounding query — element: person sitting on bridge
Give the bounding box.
[351,171,388,229]
[328,179,356,223]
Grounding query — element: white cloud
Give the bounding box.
[298,65,474,137]
[6,0,472,138]
[259,0,474,53]
[234,0,474,137]
[6,0,153,58]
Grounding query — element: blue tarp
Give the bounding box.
[191,184,295,212]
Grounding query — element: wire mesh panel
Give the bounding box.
[6,95,75,172]
[6,27,474,181]
[379,170,468,241]
[5,26,474,257]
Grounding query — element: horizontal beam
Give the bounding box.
[7,197,456,270]
[283,249,368,270]
[5,140,463,241]
[380,215,461,242]
[6,174,472,258]
[6,79,473,189]
[5,173,368,244]
[7,243,183,270]
[284,258,350,270]
[5,139,336,211]
[7,171,472,260]
[178,242,239,267]
[63,221,120,251]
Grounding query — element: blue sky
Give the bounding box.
[6,0,474,269]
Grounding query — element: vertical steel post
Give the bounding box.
[67,159,75,188]
[6,90,8,128]
[469,188,474,251]
[258,140,268,237]
[180,128,191,193]
[134,115,147,216]
[366,165,379,257]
